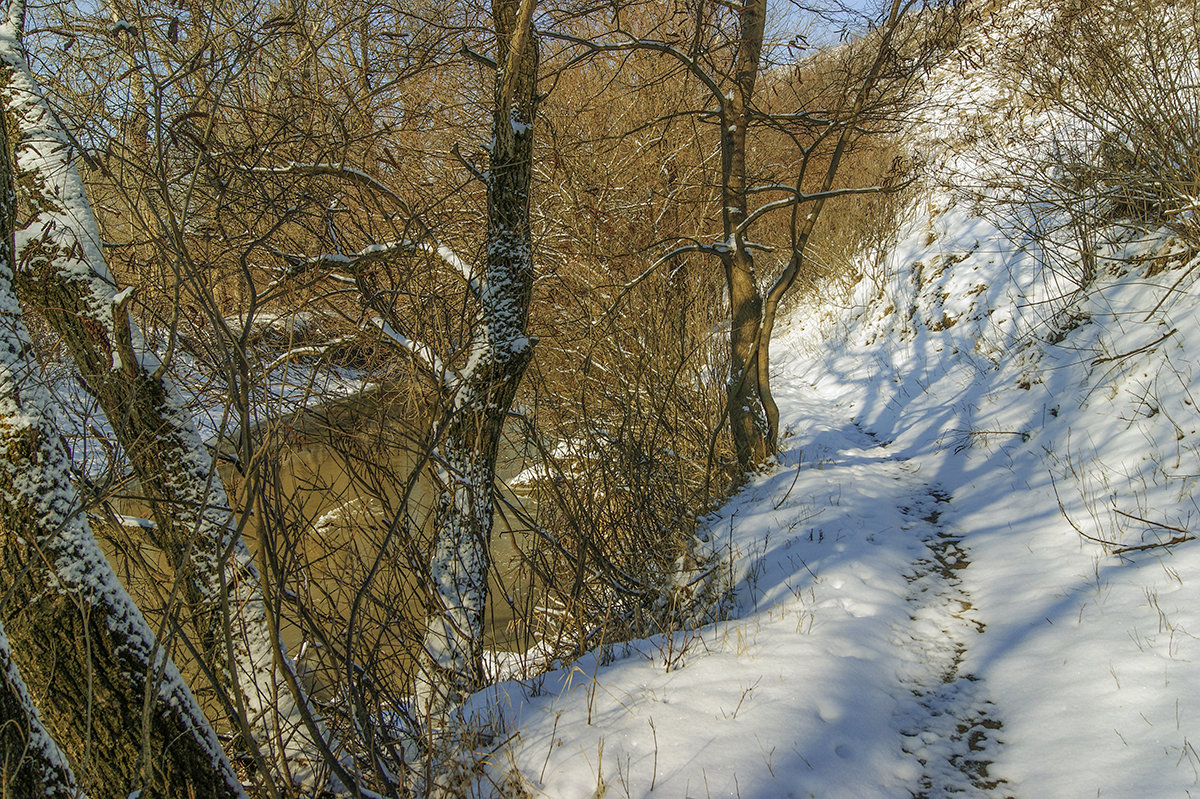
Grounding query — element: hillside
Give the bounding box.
[462,2,1200,796]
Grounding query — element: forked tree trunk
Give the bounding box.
[417,0,539,717]
[0,79,244,799]
[753,0,910,459]
[0,10,333,787]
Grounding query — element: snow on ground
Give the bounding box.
[466,4,1200,797]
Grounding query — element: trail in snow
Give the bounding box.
[838,422,1012,799]
[892,481,1009,799]
[470,4,1200,789]
[476,376,1015,798]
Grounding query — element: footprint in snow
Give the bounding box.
[894,485,1013,799]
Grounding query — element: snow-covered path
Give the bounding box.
[469,6,1200,787]
[474,216,1200,797]
[892,481,1006,799]
[474,358,1026,798]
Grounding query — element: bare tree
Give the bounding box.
[0,33,245,792]
[412,0,539,716]
[249,0,542,723]
[549,0,927,472]
[0,0,339,789]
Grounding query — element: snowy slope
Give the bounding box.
[464,4,1200,797]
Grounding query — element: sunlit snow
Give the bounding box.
[462,5,1200,796]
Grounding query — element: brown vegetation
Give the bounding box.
[0,0,938,794]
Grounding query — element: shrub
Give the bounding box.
[1021,0,1200,248]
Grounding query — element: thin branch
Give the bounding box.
[746,184,799,196]
[1108,506,1195,537]
[1091,328,1176,365]
[245,161,481,296]
[1049,469,1120,548]
[451,142,487,184]
[597,241,720,323]
[543,29,728,108]
[1049,471,1194,554]
[752,110,834,125]
[367,317,458,389]
[460,43,497,69]
[737,185,886,234]
[1112,535,1195,555]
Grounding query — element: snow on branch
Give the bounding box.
[263,335,359,373]
[367,316,459,389]
[249,161,481,295]
[274,238,479,296]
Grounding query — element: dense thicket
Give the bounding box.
[0,0,946,793]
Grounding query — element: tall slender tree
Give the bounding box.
[550,0,923,472]
[416,0,540,716]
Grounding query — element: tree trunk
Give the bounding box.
[725,248,769,469]
[720,0,770,471]
[0,622,82,799]
[754,0,907,457]
[0,12,331,786]
[0,65,245,797]
[417,0,538,717]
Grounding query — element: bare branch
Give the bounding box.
[246,162,481,296]
[738,185,886,234]
[367,316,458,389]
[543,29,728,109]
[451,142,487,184]
[460,43,497,69]
[262,336,358,373]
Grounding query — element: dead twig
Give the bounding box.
[1090,328,1176,365]
[1049,470,1195,554]
[1110,508,1196,554]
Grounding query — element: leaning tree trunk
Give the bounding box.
[0,73,245,799]
[720,0,770,471]
[0,9,333,787]
[417,0,539,719]
[0,621,83,799]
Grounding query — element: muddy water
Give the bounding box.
[105,385,540,699]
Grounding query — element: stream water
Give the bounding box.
[106,384,540,701]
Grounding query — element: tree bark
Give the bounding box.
[417,0,539,716]
[0,622,82,799]
[720,0,770,471]
[0,10,331,786]
[0,63,245,798]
